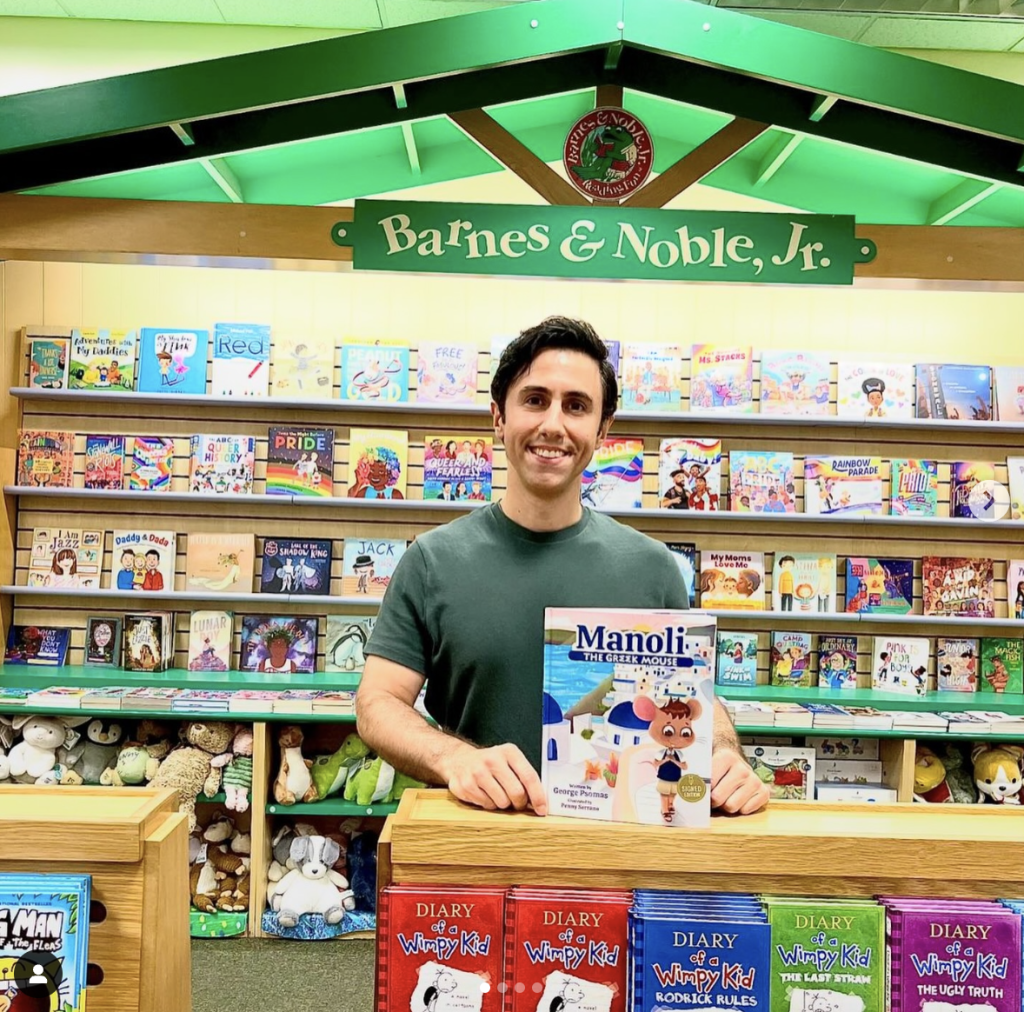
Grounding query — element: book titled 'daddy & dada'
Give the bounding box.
[541,608,716,828]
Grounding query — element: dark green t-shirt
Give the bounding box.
[364,504,689,772]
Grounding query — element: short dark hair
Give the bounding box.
[490,316,618,424]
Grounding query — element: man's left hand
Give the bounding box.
[711,746,770,815]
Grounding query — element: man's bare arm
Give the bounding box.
[712,697,741,751]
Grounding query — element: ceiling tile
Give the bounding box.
[213,0,381,28]
[59,0,225,20]
[0,0,70,14]
[857,16,1024,49]
[741,10,876,40]
[381,0,517,27]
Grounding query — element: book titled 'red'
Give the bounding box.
[378,886,506,1012]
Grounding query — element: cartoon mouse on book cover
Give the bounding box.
[632,694,703,824]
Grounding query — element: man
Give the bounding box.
[356,317,769,818]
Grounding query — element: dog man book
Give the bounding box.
[541,608,716,828]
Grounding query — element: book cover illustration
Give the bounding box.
[0,873,92,1012]
[742,746,814,800]
[83,434,125,490]
[4,624,71,665]
[581,437,644,510]
[325,615,376,673]
[266,426,335,497]
[211,322,271,397]
[871,635,930,695]
[700,552,765,611]
[137,327,209,394]
[341,339,410,402]
[817,635,858,689]
[916,363,993,421]
[260,537,331,596]
[341,538,406,597]
[836,360,914,419]
[270,336,334,397]
[717,631,758,686]
[423,435,492,502]
[690,343,755,413]
[111,529,177,593]
[26,328,71,388]
[890,459,939,517]
[17,429,74,488]
[185,532,255,595]
[189,434,256,495]
[803,456,883,516]
[1009,457,1024,522]
[346,428,408,500]
[658,437,721,511]
[979,637,1024,694]
[620,343,682,411]
[123,612,172,671]
[994,365,1024,422]
[769,631,812,687]
[759,349,831,416]
[844,557,914,615]
[541,607,716,827]
[772,554,837,614]
[68,327,136,390]
[950,461,998,519]
[1009,559,1024,620]
[729,450,795,513]
[416,341,478,404]
[125,435,174,492]
[27,528,103,590]
[666,543,697,608]
[922,556,995,618]
[937,636,980,692]
[240,615,317,674]
[187,610,234,672]
[84,615,121,666]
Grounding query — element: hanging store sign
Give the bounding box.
[563,107,654,201]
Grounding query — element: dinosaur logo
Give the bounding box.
[563,107,654,200]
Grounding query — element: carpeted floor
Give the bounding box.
[192,937,376,1012]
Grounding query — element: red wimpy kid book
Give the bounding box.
[377,885,506,1012]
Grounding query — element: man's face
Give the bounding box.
[492,348,607,502]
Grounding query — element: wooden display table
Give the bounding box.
[380,790,1024,899]
[0,785,190,1012]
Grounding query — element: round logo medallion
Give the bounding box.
[563,107,654,200]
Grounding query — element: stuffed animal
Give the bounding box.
[271,836,355,928]
[204,815,251,912]
[34,762,84,786]
[972,744,1024,804]
[223,726,254,813]
[149,721,235,831]
[7,714,90,783]
[938,742,980,803]
[913,745,952,803]
[0,747,9,783]
[310,733,371,800]
[343,756,395,807]
[61,718,124,785]
[101,740,169,787]
[274,725,317,806]
[346,829,379,912]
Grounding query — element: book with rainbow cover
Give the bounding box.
[266,427,334,497]
[581,437,644,510]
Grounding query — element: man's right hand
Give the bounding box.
[442,742,548,816]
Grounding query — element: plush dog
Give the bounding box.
[972,744,1024,805]
[271,836,355,928]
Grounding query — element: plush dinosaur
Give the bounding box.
[310,733,371,800]
[343,756,395,807]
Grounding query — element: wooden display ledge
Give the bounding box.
[381,789,1024,900]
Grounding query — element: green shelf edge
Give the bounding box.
[266,800,398,816]
[721,684,1024,715]
[733,725,1024,742]
[0,702,357,723]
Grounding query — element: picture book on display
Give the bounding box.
[541,607,716,827]
[189,434,256,494]
[341,538,406,597]
[415,341,478,404]
[916,363,993,421]
[423,435,492,501]
[771,553,837,614]
[716,631,758,686]
[4,624,71,665]
[84,434,125,490]
[937,636,979,692]
[259,537,331,595]
[665,543,697,607]
[836,360,914,419]
[817,634,858,689]
[1009,457,1024,521]
[769,631,812,687]
[994,365,1024,422]
[872,635,930,695]
[269,336,334,397]
[581,438,644,510]
[266,426,335,497]
[844,557,914,614]
[68,327,136,390]
[17,429,73,488]
[187,610,234,672]
[376,885,506,1012]
[0,872,92,1012]
[240,615,317,674]
[803,456,883,515]
[123,611,174,671]
[700,552,765,611]
[689,343,754,412]
[922,556,995,618]
[185,532,255,595]
[111,529,177,593]
[980,637,1024,694]
[84,615,121,666]
[890,459,939,517]
[325,615,375,673]
[950,461,998,519]
[729,450,795,513]
[211,322,271,397]
[620,343,682,411]
[137,327,209,394]
[346,428,408,500]
[1009,559,1024,620]
[759,349,830,416]
[125,435,174,491]
[742,746,814,799]
[28,527,102,590]
[26,327,71,389]
[341,339,410,402]
[658,438,721,511]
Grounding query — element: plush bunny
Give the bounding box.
[271,836,356,928]
[7,714,90,783]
